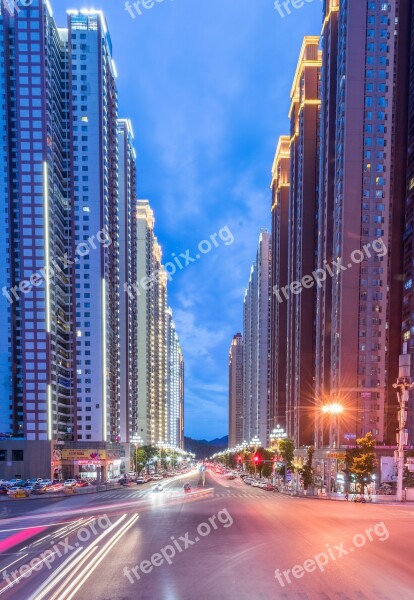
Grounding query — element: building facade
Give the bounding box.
[242,230,271,446]
[401,0,414,446]
[0,1,184,478]
[286,37,321,448]
[269,136,290,436]
[228,333,243,448]
[117,119,138,444]
[167,307,184,449]
[318,0,411,446]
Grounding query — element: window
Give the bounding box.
[12,450,24,461]
[0,450,7,461]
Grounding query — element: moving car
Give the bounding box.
[153,483,164,492]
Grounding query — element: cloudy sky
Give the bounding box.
[54,0,322,440]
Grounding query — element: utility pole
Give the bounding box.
[392,350,413,502]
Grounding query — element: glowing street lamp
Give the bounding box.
[322,403,344,496]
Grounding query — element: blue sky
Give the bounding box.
[55,0,322,440]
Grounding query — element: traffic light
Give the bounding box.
[254,454,259,464]
[237,455,242,463]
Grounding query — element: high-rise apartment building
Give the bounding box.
[167,307,184,449]
[317,0,411,445]
[401,0,414,446]
[286,37,321,448]
[228,333,243,448]
[117,119,138,444]
[0,0,73,443]
[269,137,290,436]
[0,1,184,478]
[242,230,271,446]
[314,1,339,443]
[136,200,168,447]
[68,9,120,444]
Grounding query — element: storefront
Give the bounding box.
[61,447,121,481]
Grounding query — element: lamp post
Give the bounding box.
[131,435,144,474]
[156,441,165,472]
[269,425,287,488]
[322,404,344,496]
[392,351,413,502]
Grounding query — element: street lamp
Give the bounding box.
[251,436,261,451]
[392,351,414,502]
[130,435,144,474]
[322,403,344,496]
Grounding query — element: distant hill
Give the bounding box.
[184,435,228,459]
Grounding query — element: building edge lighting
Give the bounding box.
[102,278,107,442]
[47,384,52,441]
[43,161,51,334]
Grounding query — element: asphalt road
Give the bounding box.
[0,469,413,600]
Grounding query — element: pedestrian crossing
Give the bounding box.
[214,492,271,499]
[94,490,272,501]
[98,491,146,499]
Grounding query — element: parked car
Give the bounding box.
[49,483,65,492]
[75,481,90,488]
[136,477,146,484]
[7,479,25,487]
[7,486,29,497]
[64,479,77,487]
[0,486,8,495]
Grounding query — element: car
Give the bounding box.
[49,483,65,491]
[136,477,146,484]
[75,481,90,488]
[152,483,164,492]
[7,486,29,497]
[64,479,77,487]
[7,479,25,487]
[152,474,163,481]
[0,486,8,495]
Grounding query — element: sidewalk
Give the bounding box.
[275,489,414,505]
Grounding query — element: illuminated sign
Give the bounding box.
[62,449,106,460]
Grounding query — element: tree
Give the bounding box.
[141,445,158,473]
[404,451,414,488]
[277,438,295,469]
[346,432,377,494]
[135,448,147,473]
[301,446,315,491]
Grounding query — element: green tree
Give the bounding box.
[346,432,377,494]
[135,448,147,473]
[404,451,414,488]
[301,446,315,490]
[277,438,295,469]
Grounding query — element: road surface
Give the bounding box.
[0,469,413,600]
